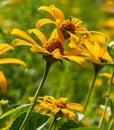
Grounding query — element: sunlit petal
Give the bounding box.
[0,71,7,93]
[11,39,33,47]
[38,5,65,20]
[11,28,38,46]
[0,43,14,55]
[30,45,50,54]
[28,29,47,45]
[67,103,84,113]
[36,19,55,28]
[0,58,27,67]
[63,55,86,66]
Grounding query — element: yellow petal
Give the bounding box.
[38,5,65,20]
[0,71,7,93]
[0,43,14,55]
[67,103,84,113]
[30,45,50,54]
[36,19,55,28]
[11,39,33,47]
[28,29,47,45]
[11,28,38,46]
[0,58,27,67]
[63,55,86,66]
[52,49,63,59]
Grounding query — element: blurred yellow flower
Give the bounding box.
[11,28,86,65]
[96,107,110,122]
[36,5,89,39]
[101,0,114,14]
[0,43,27,93]
[29,95,84,122]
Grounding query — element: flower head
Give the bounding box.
[29,95,84,122]
[79,33,113,65]
[36,5,89,39]
[11,28,86,66]
[0,43,27,92]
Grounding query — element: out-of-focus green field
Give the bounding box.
[0,0,114,128]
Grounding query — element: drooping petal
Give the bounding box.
[61,109,77,122]
[0,71,7,93]
[38,5,65,20]
[11,39,33,47]
[28,29,47,45]
[63,55,86,66]
[67,103,84,113]
[36,18,56,28]
[0,43,14,55]
[11,28,38,46]
[30,45,50,54]
[0,58,27,67]
[51,108,60,116]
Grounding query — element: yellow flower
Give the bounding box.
[96,107,110,122]
[36,5,89,39]
[11,28,86,66]
[79,34,113,64]
[30,96,84,122]
[101,0,114,14]
[0,43,27,93]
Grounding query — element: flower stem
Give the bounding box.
[98,66,114,129]
[48,116,57,130]
[84,66,98,111]
[107,118,114,130]
[19,61,52,130]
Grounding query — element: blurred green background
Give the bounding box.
[0,0,114,124]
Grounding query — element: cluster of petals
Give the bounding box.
[29,95,84,122]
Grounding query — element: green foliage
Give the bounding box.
[9,112,49,130]
[71,128,100,130]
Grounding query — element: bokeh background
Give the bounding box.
[0,0,114,125]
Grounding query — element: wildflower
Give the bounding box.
[79,34,113,65]
[11,28,86,65]
[0,43,27,92]
[36,5,89,39]
[96,105,111,122]
[29,96,84,122]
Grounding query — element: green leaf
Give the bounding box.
[101,62,114,67]
[9,112,49,130]
[59,120,81,130]
[0,104,31,120]
[71,127,100,130]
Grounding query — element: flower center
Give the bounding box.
[61,21,76,39]
[55,100,67,108]
[44,38,64,54]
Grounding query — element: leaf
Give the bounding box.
[9,112,49,130]
[59,120,81,130]
[71,127,100,130]
[0,104,30,120]
[101,62,114,67]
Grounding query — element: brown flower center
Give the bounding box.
[61,21,76,39]
[44,38,64,54]
[55,100,67,108]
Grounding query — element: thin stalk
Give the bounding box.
[107,118,114,130]
[84,66,98,111]
[48,116,57,130]
[19,61,52,130]
[98,66,114,129]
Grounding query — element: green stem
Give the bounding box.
[107,118,114,130]
[98,66,114,129]
[19,61,52,130]
[48,116,57,130]
[84,66,98,111]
